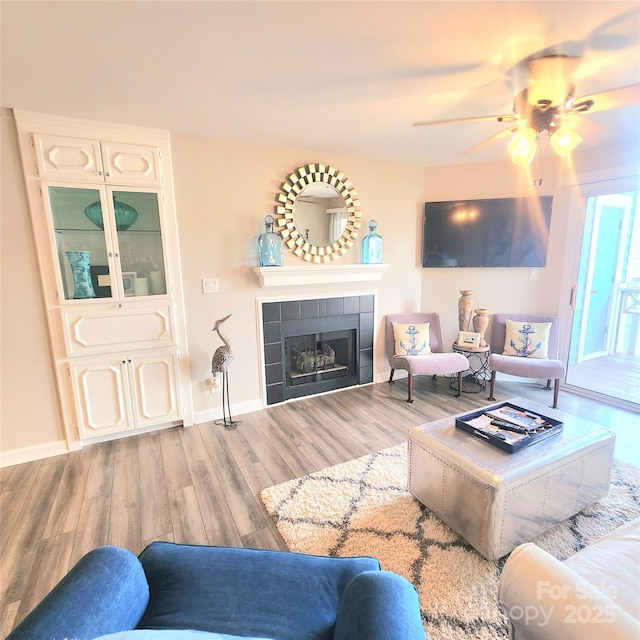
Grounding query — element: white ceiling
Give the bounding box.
[2,1,639,167]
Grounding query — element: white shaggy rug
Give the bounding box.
[260,444,640,639]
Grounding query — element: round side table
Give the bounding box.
[449,342,491,393]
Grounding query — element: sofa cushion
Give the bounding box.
[392,352,468,375]
[488,353,564,379]
[564,517,640,620]
[137,542,380,640]
[498,542,640,640]
[96,631,273,640]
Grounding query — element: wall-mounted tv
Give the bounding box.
[422,196,553,268]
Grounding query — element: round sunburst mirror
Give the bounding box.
[275,163,362,263]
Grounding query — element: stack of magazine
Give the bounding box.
[455,402,563,453]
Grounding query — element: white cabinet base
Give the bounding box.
[71,350,180,441]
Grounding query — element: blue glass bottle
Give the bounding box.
[362,220,383,264]
[257,215,283,266]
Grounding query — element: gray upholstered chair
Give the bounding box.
[385,313,468,403]
[487,313,565,408]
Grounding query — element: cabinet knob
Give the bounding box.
[105,172,111,177]
[96,170,103,176]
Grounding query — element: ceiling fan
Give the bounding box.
[412,54,640,165]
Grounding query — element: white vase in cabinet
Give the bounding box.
[34,133,162,186]
[70,350,181,440]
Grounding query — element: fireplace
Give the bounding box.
[285,324,358,399]
[261,295,374,405]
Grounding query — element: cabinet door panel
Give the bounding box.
[71,360,132,437]
[113,189,168,297]
[35,135,103,181]
[63,305,175,355]
[130,352,180,427]
[46,186,115,301]
[102,142,161,185]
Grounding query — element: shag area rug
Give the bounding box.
[260,444,640,640]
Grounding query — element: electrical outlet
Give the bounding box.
[202,278,219,294]
[206,377,220,394]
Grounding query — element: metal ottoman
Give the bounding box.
[408,397,615,561]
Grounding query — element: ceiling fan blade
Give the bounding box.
[465,125,522,154]
[412,114,518,128]
[572,84,640,114]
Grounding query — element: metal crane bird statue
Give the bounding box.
[211,314,241,430]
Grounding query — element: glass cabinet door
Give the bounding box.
[111,189,167,297]
[48,186,114,301]
[47,186,168,301]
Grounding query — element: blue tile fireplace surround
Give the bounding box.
[262,295,375,405]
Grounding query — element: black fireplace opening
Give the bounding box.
[262,295,374,405]
[286,329,357,393]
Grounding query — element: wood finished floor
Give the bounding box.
[566,352,640,405]
[1,378,638,636]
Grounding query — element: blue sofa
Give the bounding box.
[7,542,425,640]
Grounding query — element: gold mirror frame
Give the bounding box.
[276,163,362,263]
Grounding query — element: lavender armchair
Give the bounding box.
[385,313,468,403]
[487,314,565,408]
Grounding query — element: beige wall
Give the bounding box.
[170,133,425,423]
[421,157,564,347]
[1,107,636,461]
[1,112,65,454]
[422,144,640,350]
[0,119,424,458]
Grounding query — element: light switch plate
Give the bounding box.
[202,278,219,293]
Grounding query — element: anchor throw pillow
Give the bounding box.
[392,322,431,356]
[502,320,551,358]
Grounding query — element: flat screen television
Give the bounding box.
[422,196,553,268]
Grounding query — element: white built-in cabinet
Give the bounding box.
[33,134,162,185]
[15,111,193,448]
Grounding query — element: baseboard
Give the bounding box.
[2,399,265,464]
[193,398,263,426]
[0,439,70,468]
[375,370,407,383]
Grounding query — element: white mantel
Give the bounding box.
[253,264,389,288]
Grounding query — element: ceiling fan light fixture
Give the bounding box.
[508,128,537,165]
[550,126,582,157]
[411,53,639,168]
